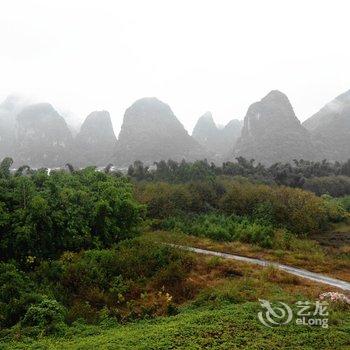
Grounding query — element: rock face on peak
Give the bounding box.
[15,103,73,167]
[222,119,243,136]
[303,90,350,161]
[114,97,206,166]
[192,112,218,146]
[234,90,317,164]
[75,111,117,166]
[192,112,242,160]
[0,95,28,160]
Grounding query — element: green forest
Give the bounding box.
[1,157,349,349]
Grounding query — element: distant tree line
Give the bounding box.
[127,157,350,197]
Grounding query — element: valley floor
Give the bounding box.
[3,241,350,350]
[3,225,350,350]
[147,222,350,283]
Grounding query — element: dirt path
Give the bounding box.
[176,245,350,291]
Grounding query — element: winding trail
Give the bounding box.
[175,245,350,291]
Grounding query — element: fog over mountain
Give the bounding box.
[234,90,317,164]
[192,112,242,161]
[0,88,349,168]
[114,98,206,166]
[0,95,28,160]
[303,90,350,162]
[15,103,73,168]
[1,1,350,135]
[74,111,117,167]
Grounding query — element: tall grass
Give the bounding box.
[159,213,275,248]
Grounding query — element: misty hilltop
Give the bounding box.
[234,90,317,164]
[192,112,242,161]
[303,89,350,162]
[0,90,349,169]
[74,111,117,167]
[0,95,28,161]
[114,97,207,166]
[15,103,73,168]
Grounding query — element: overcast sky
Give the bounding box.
[0,0,349,135]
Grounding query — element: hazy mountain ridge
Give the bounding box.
[234,90,318,164]
[303,90,350,161]
[114,97,207,166]
[0,95,29,160]
[0,90,349,168]
[192,112,242,161]
[74,111,117,167]
[0,100,118,168]
[15,103,74,168]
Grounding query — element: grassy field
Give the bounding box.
[3,302,349,350]
[2,222,350,350]
[2,250,349,350]
[146,222,350,282]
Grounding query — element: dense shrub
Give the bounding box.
[218,181,329,235]
[135,180,225,218]
[0,262,41,329]
[0,238,194,334]
[128,158,350,187]
[0,168,144,264]
[272,186,329,234]
[321,195,348,222]
[329,195,350,213]
[160,214,275,248]
[140,178,336,235]
[22,298,66,335]
[135,182,192,218]
[34,237,194,324]
[129,159,217,183]
[303,176,350,197]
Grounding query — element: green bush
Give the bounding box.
[193,279,257,307]
[321,195,347,222]
[234,220,274,248]
[35,238,194,324]
[22,298,66,334]
[0,262,41,328]
[0,168,144,264]
[138,178,332,236]
[335,195,350,212]
[160,214,274,248]
[135,182,192,218]
[219,182,328,235]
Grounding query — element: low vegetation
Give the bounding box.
[0,157,349,348]
[3,256,350,349]
[128,157,350,196]
[136,177,347,238]
[0,236,197,338]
